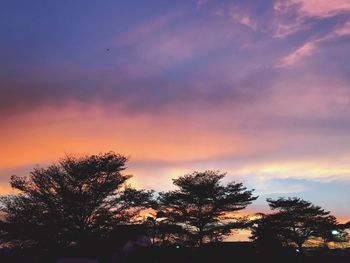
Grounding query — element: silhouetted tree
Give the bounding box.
[158,170,257,246]
[264,197,338,252]
[146,211,187,246]
[250,213,285,252]
[345,221,350,229]
[0,152,154,252]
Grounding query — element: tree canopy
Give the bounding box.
[158,170,257,246]
[250,213,285,252]
[0,152,154,250]
[251,197,339,252]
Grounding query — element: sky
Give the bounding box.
[1,0,350,235]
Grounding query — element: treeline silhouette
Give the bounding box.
[0,152,349,263]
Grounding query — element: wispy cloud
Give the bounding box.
[276,19,350,67]
[273,20,309,38]
[274,0,350,19]
[273,0,350,38]
[320,21,350,41]
[230,6,257,30]
[334,21,350,37]
[276,41,315,67]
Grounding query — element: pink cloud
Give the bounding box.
[275,20,350,64]
[230,6,257,30]
[314,21,350,42]
[274,0,350,19]
[231,13,257,30]
[276,41,315,67]
[273,21,308,38]
[334,21,350,37]
[273,0,350,38]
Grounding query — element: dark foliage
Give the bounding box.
[250,213,286,253]
[251,197,339,252]
[0,152,348,263]
[158,170,257,246]
[0,152,154,252]
[145,211,189,246]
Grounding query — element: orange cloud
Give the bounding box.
[0,104,249,169]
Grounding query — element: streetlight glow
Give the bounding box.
[332,230,339,235]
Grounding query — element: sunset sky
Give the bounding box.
[1,0,350,230]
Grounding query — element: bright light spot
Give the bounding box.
[176,245,180,249]
[296,249,300,253]
[332,230,339,235]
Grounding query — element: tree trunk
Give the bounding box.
[198,228,204,246]
[297,243,304,255]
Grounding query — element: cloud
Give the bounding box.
[275,19,350,67]
[273,0,350,38]
[334,21,350,37]
[0,57,257,120]
[274,0,350,19]
[276,41,315,67]
[252,178,308,196]
[320,21,350,41]
[1,8,268,121]
[1,0,350,239]
[273,21,309,38]
[230,6,257,30]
